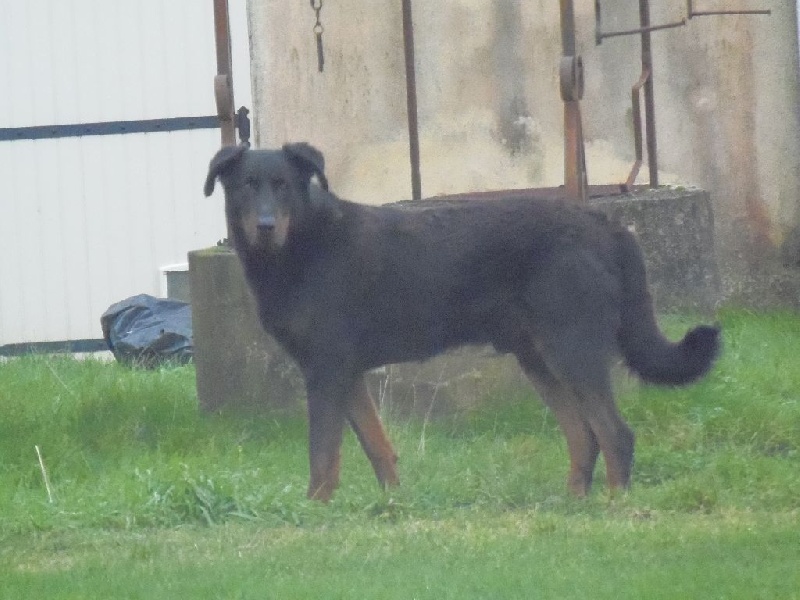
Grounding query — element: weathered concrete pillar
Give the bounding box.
[592,187,720,314]
[188,247,304,413]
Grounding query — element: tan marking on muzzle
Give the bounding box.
[272,212,291,247]
[242,211,260,247]
[241,210,291,249]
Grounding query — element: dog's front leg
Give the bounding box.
[345,376,399,491]
[306,381,346,502]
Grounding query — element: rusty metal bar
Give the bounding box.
[687,0,771,18]
[639,0,659,188]
[559,0,588,202]
[597,0,769,189]
[561,0,577,55]
[595,0,685,45]
[213,0,236,147]
[597,20,685,44]
[594,0,691,46]
[401,0,422,201]
[623,69,650,190]
[689,9,771,17]
[212,0,236,242]
[596,0,664,188]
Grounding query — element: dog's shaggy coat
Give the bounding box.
[204,143,720,501]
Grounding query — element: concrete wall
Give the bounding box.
[247,1,800,307]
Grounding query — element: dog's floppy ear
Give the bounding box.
[282,142,329,192]
[204,144,248,196]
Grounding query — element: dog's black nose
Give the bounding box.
[258,215,276,229]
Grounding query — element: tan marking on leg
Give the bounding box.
[523,371,600,496]
[345,376,399,489]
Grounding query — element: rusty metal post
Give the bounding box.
[597,0,769,189]
[687,0,770,18]
[639,0,658,187]
[401,0,422,201]
[213,0,236,148]
[559,0,588,202]
[623,69,649,190]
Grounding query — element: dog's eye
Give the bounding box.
[244,176,258,189]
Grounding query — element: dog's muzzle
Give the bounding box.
[258,215,276,230]
[246,211,290,249]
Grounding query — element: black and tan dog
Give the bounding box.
[204,143,719,502]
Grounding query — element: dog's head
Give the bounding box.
[204,143,331,250]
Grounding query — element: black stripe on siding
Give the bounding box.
[0,339,109,357]
[0,116,219,141]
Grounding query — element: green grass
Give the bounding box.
[1,310,799,599]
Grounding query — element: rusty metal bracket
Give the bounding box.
[595,0,685,45]
[559,55,584,102]
[595,0,665,189]
[687,0,771,18]
[597,0,771,190]
[623,68,650,191]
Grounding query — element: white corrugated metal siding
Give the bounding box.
[0,0,251,346]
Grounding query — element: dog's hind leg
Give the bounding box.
[345,376,399,491]
[576,381,635,491]
[518,351,600,496]
[306,383,347,502]
[521,250,634,492]
[545,348,634,491]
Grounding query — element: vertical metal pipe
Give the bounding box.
[639,0,659,187]
[559,0,587,202]
[560,0,576,198]
[213,0,235,242]
[213,0,236,147]
[214,0,232,77]
[402,0,422,200]
[560,0,577,55]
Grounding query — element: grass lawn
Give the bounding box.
[1,310,798,599]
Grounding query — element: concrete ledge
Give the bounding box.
[591,187,720,314]
[367,350,527,418]
[189,187,719,414]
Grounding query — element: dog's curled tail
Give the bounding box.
[616,228,720,386]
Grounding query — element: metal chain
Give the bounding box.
[310,0,324,72]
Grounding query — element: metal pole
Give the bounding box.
[401,0,422,200]
[561,0,576,55]
[639,0,659,187]
[559,0,588,202]
[213,0,235,242]
[213,0,236,147]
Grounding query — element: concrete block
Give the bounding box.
[591,187,720,314]
[188,247,304,413]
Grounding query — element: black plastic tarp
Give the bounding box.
[101,294,193,367]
